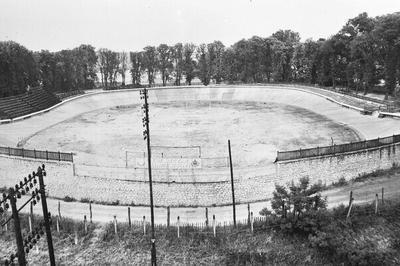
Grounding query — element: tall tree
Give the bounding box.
[207,41,225,84]
[222,48,238,83]
[196,44,211,85]
[73,44,97,90]
[119,52,128,86]
[183,43,196,85]
[142,46,157,86]
[130,51,143,86]
[0,41,39,96]
[157,44,173,86]
[172,43,183,86]
[271,30,300,82]
[97,48,120,88]
[373,12,400,97]
[38,50,56,92]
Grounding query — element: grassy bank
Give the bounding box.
[2,199,400,264]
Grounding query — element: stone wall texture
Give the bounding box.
[1,143,400,206]
[0,155,274,206]
[276,143,400,186]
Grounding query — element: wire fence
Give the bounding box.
[276,134,400,162]
[0,146,73,162]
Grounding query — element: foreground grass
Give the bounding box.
[1,201,400,265]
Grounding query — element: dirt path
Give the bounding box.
[323,174,400,207]
[8,173,398,226]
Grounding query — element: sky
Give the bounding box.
[0,0,399,52]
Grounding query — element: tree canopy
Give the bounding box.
[1,12,400,97]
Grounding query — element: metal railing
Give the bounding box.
[0,146,73,162]
[276,134,400,162]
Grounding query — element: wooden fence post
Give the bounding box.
[56,215,60,233]
[114,215,118,238]
[348,191,353,207]
[212,215,216,237]
[128,207,131,228]
[89,202,92,223]
[347,200,354,220]
[58,201,61,218]
[177,216,180,238]
[3,201,7,232]
[247,203,251,226]
[167,206,170,227]
[84,215,87,234]
[74,228,78,245]
[143,216,146,235]
[250,211,254,234]
[375,193,379,215]
[205,207,208,227]
[89,201,92,223]
[28,215,33,233]
[30,201,34,224]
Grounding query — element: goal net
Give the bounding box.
[126,145,202,169]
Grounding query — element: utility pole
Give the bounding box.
[228,139,236,227]
[37,166,56,266]
[141,88,157,266]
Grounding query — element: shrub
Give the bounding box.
[331,177,347,187]
[80,197,91,203]
[63,196,76,202]
[266,177,327,234]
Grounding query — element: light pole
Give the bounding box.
[140,88,157,265]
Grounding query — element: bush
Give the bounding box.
[80,197,91,203]
[331,177,347,187]
[63,196,76,202]
[265,177,327,235]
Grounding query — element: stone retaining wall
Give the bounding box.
[0,155,273,206]
[275,143,400,185]
[2,143,399,206]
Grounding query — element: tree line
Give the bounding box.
[0,12,399,98]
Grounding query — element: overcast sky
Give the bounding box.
[0,0,399,52]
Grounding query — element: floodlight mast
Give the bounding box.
[141,88,157,266]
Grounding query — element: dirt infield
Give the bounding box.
[22,101,360,168]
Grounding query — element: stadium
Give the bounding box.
[2,84,400,213]
[1,3,400,263]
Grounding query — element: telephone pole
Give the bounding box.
[228,139,237,227]
[141,88,157,265]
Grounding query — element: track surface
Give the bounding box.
[22,101,360,168]
[2,85,400,222]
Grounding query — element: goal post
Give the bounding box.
[150,145,201,158]
[125,146,228,169]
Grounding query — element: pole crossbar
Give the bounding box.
[1,164,55,266]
